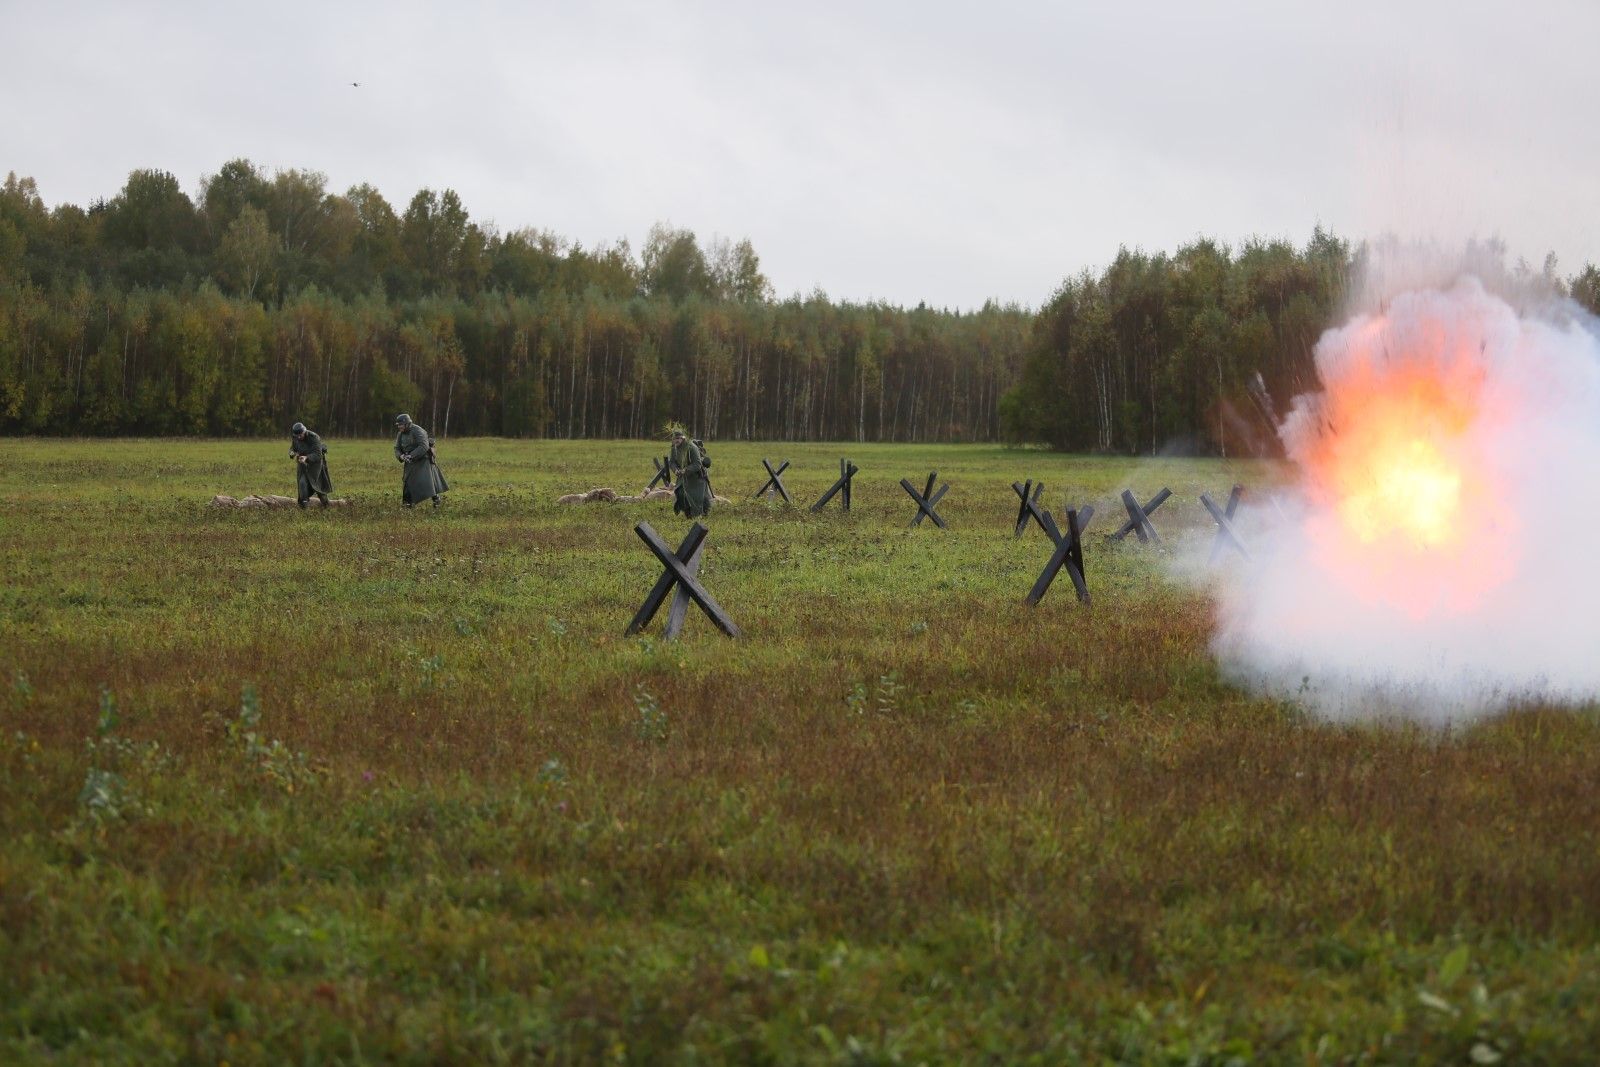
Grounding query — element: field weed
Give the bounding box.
[226,685,317,794]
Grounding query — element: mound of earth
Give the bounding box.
[210,494,351,509]
[556,487,728,504]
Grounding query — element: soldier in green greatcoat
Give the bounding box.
[669,427,713,518]
[289,421,332,507]
[393,413,450,508]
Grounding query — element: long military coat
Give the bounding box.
[670,437,712,518]
[394,424,450,503]
[290,430,333,499]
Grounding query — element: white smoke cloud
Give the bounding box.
[1211,267,1600,723]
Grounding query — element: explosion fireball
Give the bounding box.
[1214,275,1600,721]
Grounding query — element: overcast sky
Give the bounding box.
[4,0,1596,309]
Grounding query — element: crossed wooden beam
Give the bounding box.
[753,459,792,504]
[900,471,949,528]
[1201,484,1250,563]
[1011,479,1046,538]
[647,455,672,490]
[1013,482,1094,544]
[1026,507,1091,605]
[811,458,859,512]
[1111,487,1171,544]
[625,522,741,639]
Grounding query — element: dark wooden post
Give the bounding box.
[754,459,792,504]
[1112,488,1170,543]
[811,459,859,512]
[625,522,741,639]
[663,536,706,638]
[1026,507,1091,606]
[1018,488,1092,545]
[900,471,949,528]
[626,524,706,636]
[1202,485,1250,563]
[1012,480,1046,538]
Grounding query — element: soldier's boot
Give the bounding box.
[317,493,329,506]
[298,498,308,509]
[431,495,441,508]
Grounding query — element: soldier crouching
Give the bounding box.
[289,421,332,507]
[393,413,450,508]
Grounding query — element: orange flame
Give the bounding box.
[1288,309,1515,615]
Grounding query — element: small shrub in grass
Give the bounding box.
[76,689,168,827]
[536,757,568,788]
[846,672,905,715]
[1,729,40,780]
[634,684,668,743]
[77,765,134,826]
[1411,944,1514,1065]
[417,652,445,690]
[875,672,905,713]
[227,685,317,794]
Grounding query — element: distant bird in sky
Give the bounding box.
[350,82,360,87]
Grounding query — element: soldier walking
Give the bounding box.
[394,413,450,508]
[289,422,332,507]
[668,426,713,518]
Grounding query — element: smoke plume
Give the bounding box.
[1212,266,1600,723]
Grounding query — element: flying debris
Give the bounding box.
[1247,372,1278,432]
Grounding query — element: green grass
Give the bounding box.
[2,438,1599,1064]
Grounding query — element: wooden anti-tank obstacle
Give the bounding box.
[899,471,949,528]
[647,455,672,490]
[1014,483,1094,545]
[1111,487,1171,544]
[754,459,792,504]
[1011,480,1047,538]
[625,522,742,639]
[1026,507,1091,606]
[811,458,860,512]
[1201,484,1250,563]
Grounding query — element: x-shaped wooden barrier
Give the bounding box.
[1015,484,1094,541]
[811,458,859,512]
[1202,485,1250,563]
[754,459,792,504]
[900,471,949,528]
[647,455,672,490]
[1111,487,1171,544]
[1011,479,1046,538]
[625,522,741,639]
[1026,507,1091,605]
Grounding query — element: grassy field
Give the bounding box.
[2,437,1598,1064]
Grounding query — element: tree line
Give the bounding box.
[3,163,1595,449]
[0,165,1026,441]
[1003,234,1600,455]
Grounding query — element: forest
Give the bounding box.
[3,163,1596,450]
